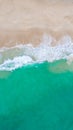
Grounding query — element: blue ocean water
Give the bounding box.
[0,60,73,130]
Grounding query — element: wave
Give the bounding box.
[0,34,73,71]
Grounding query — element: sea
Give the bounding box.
[0,35,73,130]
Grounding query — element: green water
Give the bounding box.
[0,60,73,130]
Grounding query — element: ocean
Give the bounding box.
[0,35,73,130]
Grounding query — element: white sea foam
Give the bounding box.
[0,56,33,71]
[0,34,73,71]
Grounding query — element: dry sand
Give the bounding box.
[0,0,73,47]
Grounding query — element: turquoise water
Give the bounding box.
[0,60,73,130]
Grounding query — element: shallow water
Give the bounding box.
[0,60,73,130]
[0,35,73,71]
[0,35,73,130]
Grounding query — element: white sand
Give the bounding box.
[0,0,73,47]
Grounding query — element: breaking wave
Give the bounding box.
[0,34,73,71]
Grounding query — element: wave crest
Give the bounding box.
[0,34,73,71]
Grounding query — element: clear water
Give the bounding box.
[0,60,73,130]
[0,35,73,130]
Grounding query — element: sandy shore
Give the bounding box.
[0,0,73,47]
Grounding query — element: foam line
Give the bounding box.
[0,34,73,71]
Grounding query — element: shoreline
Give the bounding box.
[0,0,73,47]
[0,29,73,47]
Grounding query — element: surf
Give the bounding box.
[0,34,73,71]
[0,34,73,130]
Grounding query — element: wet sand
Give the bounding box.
[0,0,73,47]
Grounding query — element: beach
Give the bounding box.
[1,1,73,130]
[0,0,73,47]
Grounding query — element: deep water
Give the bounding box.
[0,60,73,130]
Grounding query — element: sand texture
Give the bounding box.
[0,0,73,47]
